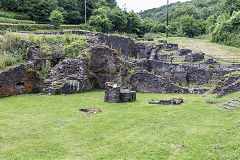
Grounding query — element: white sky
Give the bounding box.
[116,0,192,12]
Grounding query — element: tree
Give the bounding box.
[150,23,166,33]
[109,8,127,32]
[88,7,113,32]
[212,11,240,47]
[180,15,202,38]
[173,4,200,20]
[221,0,240,15]
[141,19,154,33]
[49,10,64,29]
[126,12,142,34]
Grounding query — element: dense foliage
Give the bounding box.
[0,0,239,47]
[0,0,117,24]
[139,0,240,47]
[0,0,143,34]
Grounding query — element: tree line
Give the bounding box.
[0,0,145,34]
[139,0,240,47]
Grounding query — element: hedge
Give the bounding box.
[0,23,87,31]
[0,17,36,24]
[0,23,54,31]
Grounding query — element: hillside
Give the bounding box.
[139,0,240,48]
[139,0,221,23]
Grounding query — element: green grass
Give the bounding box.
[0,90,240,159]
[154,36,240,64]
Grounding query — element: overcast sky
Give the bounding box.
[116,0,192,12]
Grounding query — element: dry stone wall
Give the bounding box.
[42,58,94,94]
[129,71,206,94]
[0,64,37,98]
[98,34,135,57]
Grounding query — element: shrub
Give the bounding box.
[0,53,15,70]
[36,60,51,79]
[150,24,166,33]
[64,37,89,58]
[0,11,30,20]
[49,10,64,29]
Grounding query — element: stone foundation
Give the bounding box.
[149,98,183,105]
[104,83,136,103]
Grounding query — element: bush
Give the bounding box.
[0,53,15,70]
[49,10,64,29]
[0,33,28,69]
[150,24,166,33]
[0,11,30,20]
[64,37,89,58]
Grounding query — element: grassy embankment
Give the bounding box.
[140,34,240,64]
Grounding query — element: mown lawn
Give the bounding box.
[157,37,240,64]
[0,90,239,160]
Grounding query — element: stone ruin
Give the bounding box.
[0,64,37,98]
[185,52,205,62]
[104,83,136,103]
[177,49,192,56]
[165,43,179,51]
[149,98,183,105]
[0,31,239,98]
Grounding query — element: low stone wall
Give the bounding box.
[165,43,178,51]
[217,81,240,97]
[177,49,192,56]
[212,74,240,97]
[149,98,183,105]
[148,60,231,84]
[129,71,206,94]
[0,64,37,98]
[185,52,205,62]
[120,89,136,102]
[133,43,163,59]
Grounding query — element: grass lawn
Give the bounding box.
[0,90,240,159]
[156,37,240,64]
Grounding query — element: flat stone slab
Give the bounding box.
[149,98,183,105]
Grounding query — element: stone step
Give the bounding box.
[216,106,224,110]
[222,105,235,110]
[233,99,240,102]
[225,103,239,108]
[230,101,240,106]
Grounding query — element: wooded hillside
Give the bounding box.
[139,0,240,48]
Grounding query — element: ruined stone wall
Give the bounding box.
[89,46,121,88]
[148,60,230,84]
[217,81,240,97]
[42,58,94,94]
[98,34,135,57]
[129,71,206,94]
[0,64,37,98]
